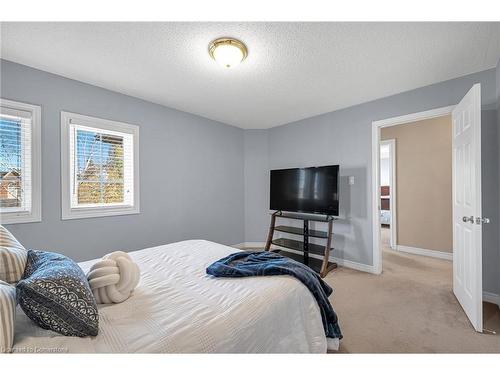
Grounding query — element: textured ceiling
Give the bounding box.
[1,22,499,129]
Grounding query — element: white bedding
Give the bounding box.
[13,240,333,353]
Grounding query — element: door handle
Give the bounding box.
[462,216,474,223]
[475,217,490,224]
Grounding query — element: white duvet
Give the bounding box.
[13,240,333,353]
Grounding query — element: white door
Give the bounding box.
[452,83,483,332]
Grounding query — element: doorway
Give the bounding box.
[372,105,455,274]
[379,115,454,261]
[371,84,487,333]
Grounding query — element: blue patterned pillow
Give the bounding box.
[16,250,99,337]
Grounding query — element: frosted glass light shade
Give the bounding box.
[209,38,248,68]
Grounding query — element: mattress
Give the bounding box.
[13,240,333,353]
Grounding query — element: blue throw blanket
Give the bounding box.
[206,251,342,339]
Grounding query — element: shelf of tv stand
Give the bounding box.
[274,225,329,239]
[271,238,332,256]
[265,211,337,278]
[271,249,337,274]
[274,212,335,223]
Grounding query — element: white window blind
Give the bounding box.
[70,122,134,208]
[61,112,139,220]
[0,107,33,214]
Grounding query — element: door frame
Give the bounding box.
[380,138,397,249]
[371,105,455,274]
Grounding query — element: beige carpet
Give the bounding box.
[324,227,500,353]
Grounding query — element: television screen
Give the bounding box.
[270,165,339,216]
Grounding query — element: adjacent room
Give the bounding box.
[1,21,500,356]
[379,114,453,258]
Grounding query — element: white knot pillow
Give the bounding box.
[87,251,140,304]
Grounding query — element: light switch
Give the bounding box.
[348,176,355,185]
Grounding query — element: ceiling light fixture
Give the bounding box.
[209,38,248,68]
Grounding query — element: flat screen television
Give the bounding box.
[270,165,339,216]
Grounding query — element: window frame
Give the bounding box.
[0,98,42,224]
[61,111,140,220]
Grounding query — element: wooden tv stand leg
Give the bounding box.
[320,219,334,277]
[264,212,277,251]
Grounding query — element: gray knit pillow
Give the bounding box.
[0,225,27,283]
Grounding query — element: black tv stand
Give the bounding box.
[265,211,337,277]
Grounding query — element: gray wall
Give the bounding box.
[243,130,270,243]
[1,60,245,261]
[244,68,498,292]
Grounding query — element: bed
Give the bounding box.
[13,240,334,353]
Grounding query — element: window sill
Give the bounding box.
[0,211,42,225]
[61,205,140,220]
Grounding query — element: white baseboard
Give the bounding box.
[231,242,265,249]
[396,245,453,261]
[233,242,376,274]
[483,291,500,307]
[330,256,376,273]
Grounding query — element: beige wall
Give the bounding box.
[381,115,452,252]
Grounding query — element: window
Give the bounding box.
[61,112,139,219]
[0,99,41,224]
